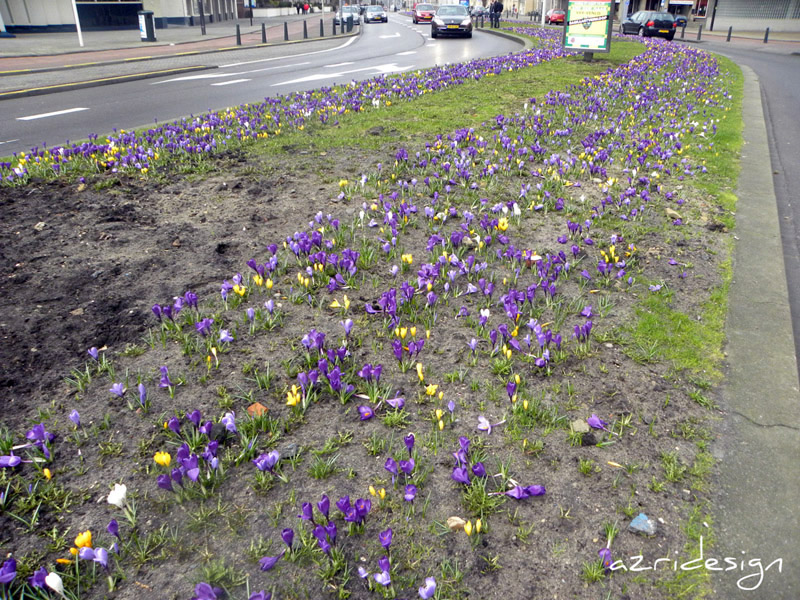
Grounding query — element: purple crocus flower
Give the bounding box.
[167,416,181,435]
[336,495,351,515]
[259,551,285,572]
[28,567,47,588]
[87,347,99,361]
[599,547,613,571]
[385,457,398,483]
[340,319,354,336]
[404,484,417,502]
[252,451,279,472]
[326,521,337,544]
[249,591,271,600]
[195,318,214,337]
[386,396,405,409]
[317,494,330,519]
[219,329,234,343]
[221,411,237,433]
[379,528,393,550]
[451,466,470,485]
[358,406,374,420]
[581,305,593,318]
[159,366,173,389]
[157,474,173,492]
[373,570,391,587]
[281,528,294,549]
[472,462,486,478]
[399,458,415,476]
[138,383,147,406]
[107,519,120,539]
[0,454,22,468]
[404,433,415,455]
[0,558,16,584]
[109,383,126,398]
[69,410,81,427]
[298,502,315,522]
[192,583,219,600]
[587,414,610,432]
[419,576,436,599]
[94,548,109,569]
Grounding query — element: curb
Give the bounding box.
[712,64,800,597]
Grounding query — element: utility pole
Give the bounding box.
[70,0,84,47]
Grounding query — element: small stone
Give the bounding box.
[665,208,682,220]
[580,432,597,446]
[570,419,590,434]
[34,222,46,231]
[629,513,657,536]
[70,307,84,316]
[278,442,300,460]
[446,516,466,531]
[172,239,181,248]
[247,402,268,417]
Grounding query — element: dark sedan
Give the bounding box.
[619,11,677,40]
[431,4,473,38]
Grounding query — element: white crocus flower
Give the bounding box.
[45,572,65,596]
[107,483,127,509]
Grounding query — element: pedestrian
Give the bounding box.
[303,2,309,14]
[296,2,301,14]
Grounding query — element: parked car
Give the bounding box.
[545,9,565,24]
[364,4,388,22]
[431,4,472,38]
[675,14,687,27]
[619,11,676,40]
[470,6,487,18]
[412,3,436,23]
[334,5,361,25]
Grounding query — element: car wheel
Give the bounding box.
[413,17,416,23]
[638,26,646,37]
[666,33,674,41]
[465,31,472,38]
[431,27,437,38]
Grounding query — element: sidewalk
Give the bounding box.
[0,13,344,69]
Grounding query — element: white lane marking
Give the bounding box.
[155,62,311,85]
[220,35,359,68]
[16,107,89,121]
[379,32,401,38]
[211,79,252,86]
[395,50,416,55]
[325,62,355,68]
[0,139,20,145]
[273,63,413,86]
[154,72,245,83]
[243,61,310,74]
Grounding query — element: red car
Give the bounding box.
[413,3,436,23]
[545,9,565,24]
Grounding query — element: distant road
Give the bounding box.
[0,16,520,155]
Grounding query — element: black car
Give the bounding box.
[431,4,473,38]
[619,11,676,41]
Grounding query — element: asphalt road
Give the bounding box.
[0,16,520,155]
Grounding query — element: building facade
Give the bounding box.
[0,0,237,31]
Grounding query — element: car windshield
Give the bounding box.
[437,5,467,15]
[650,12,674,20]
[367,5,382,11]
[343,6,358,12]
[416,4,434,10]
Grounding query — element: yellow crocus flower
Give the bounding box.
[154,451,171,467]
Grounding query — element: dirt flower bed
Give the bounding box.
[0,32,737,600]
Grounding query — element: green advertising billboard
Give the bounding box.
[563,0,613,53]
